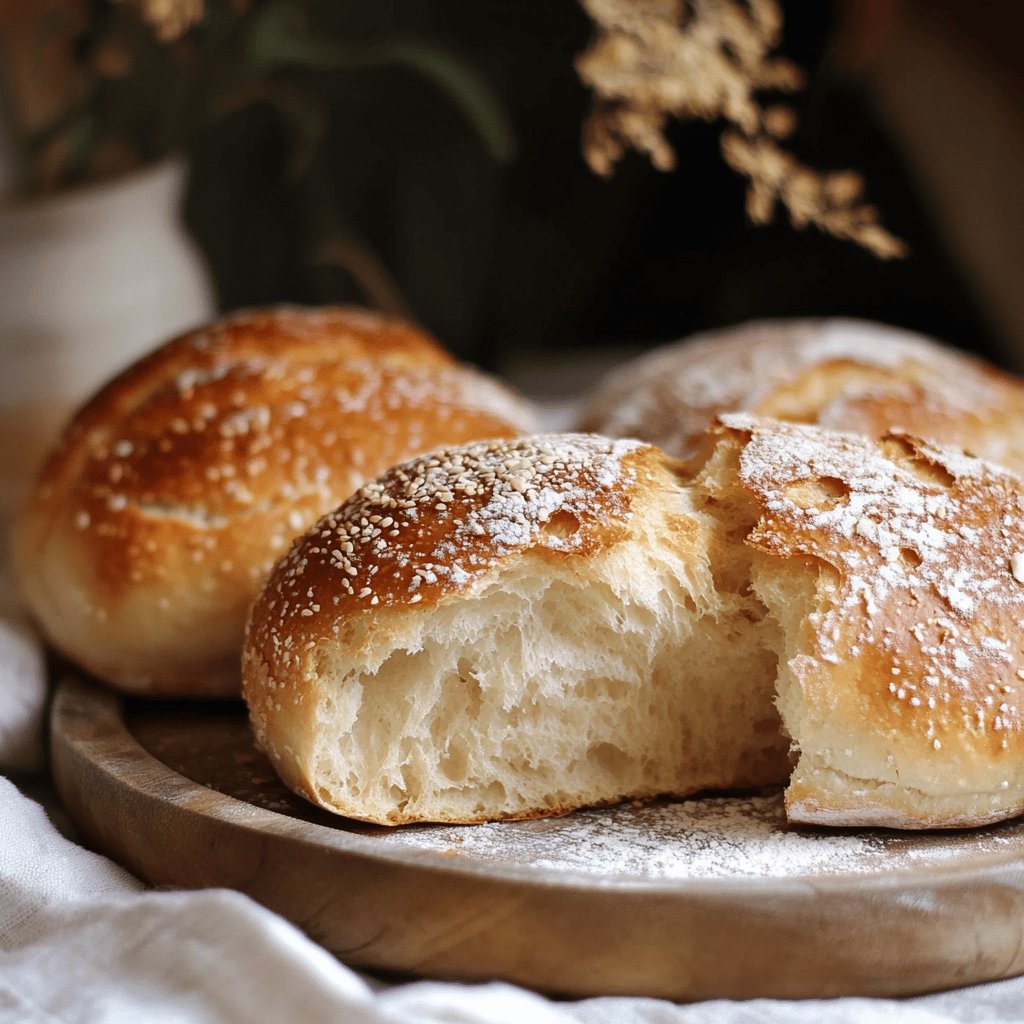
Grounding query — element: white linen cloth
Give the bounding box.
[4,587,1024,1022]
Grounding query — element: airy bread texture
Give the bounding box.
[243,421,1024,829]
[579,318,1024,475]
[13,306,537,697]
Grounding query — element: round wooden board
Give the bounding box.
[51,675,1024,1002]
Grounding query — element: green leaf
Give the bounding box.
[209,79,327,179]
[365,39,516,164]
[264,86,327,179]
[244,1,339,71]
[243,4,516,164]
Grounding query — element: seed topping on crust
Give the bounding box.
[258,433,646,638]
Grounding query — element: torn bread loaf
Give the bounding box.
[13,306,537,697]
[579,318,1024,475]
[243,421,1024,829]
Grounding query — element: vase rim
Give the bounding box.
[0,154,188,219]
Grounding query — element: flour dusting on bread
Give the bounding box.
[720,415,1024,827]
[244,419,1024,830]
[580,319,1024,476]
[14,306,537,696]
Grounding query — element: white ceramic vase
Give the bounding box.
[0,158,215,510]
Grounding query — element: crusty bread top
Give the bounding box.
[14,306,537,694]
[720,414,1024,825]
[243,430,792,827]
[246,433,651,657]
[245,419,1024,829]
[60,304,453,441]
[23,306,534,573]
[580,319,1024,474]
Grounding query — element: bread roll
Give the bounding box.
[13,306,537,697]
[243,421,1024,829]
[579,319,1024,475]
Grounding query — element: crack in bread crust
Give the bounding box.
[244,420,1024,830]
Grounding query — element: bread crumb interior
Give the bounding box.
[303,439,818,825]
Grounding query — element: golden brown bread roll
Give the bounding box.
[579,318,1024,474]
[243,421,1024,830]
[244,431,791,824]
[13,306,537,697]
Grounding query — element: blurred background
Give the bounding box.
[0,0,1022,489]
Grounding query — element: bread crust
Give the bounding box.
[13,306,537,696]
[244,433,794,823]
[580,318,1024,475]
[244,433,650,635]
[243,434,670,817]
[720,415,1024,828]
[245,420,1024,831]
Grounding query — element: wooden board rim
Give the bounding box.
[50,677,1024,892]
[49,675,1024,1000]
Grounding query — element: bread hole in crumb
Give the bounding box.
[586,741,632,776]
[429,658,485,753]
[880,436,916,462]
[667,462,698,488]
[479,780,507,804]
[700,489,763,595]
[438,742,469,782]
[879,437,956,488]
[572,676,631,702]
[541,509,580,540]
[898,547,923,570]
[783,476,850,511]
[456,657,483,718]
[737,604,767,624]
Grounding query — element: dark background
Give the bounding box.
[182,0,998,374]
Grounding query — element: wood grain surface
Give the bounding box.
[51,675,1024,1001]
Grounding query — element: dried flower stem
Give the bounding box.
[127,0,205,42]
[577,0,907,259]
